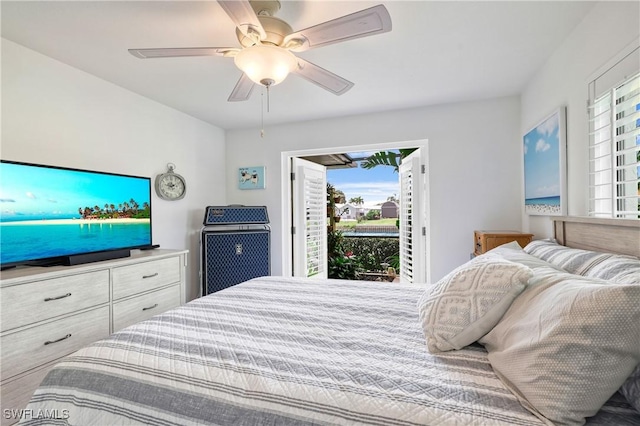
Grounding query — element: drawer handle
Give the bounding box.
[44,293,72,302]
[44,333,72,346]
[142,273,159,279]
[142,303,158,311]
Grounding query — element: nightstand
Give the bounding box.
[474,230,534,256]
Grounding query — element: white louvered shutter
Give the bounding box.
[589,71,640,218]
[399,149,426,283]
[292,157,327,278]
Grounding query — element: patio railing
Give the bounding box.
[352,225,398,234]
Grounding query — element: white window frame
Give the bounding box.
[588,47,639,219]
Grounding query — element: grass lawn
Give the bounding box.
[335,218,398,229]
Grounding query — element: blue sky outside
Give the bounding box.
[327,151,400,205]
[524,113,561,201]
[0,163,149,221]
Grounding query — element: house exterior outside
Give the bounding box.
[335,203,357,220]
[380,201,399,218]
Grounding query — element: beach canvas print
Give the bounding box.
[523,108,566,216]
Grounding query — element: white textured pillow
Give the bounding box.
[417,254,532,353]
[524,239,640,284]
[487,241,566,270]
[480,267,640,425]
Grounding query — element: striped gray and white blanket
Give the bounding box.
[22,276,638,425]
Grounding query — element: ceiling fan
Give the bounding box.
[128,0,392,102]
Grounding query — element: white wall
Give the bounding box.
[226,96,522,281]
[521,1,640,237]
[12,0,622,288]
[1,39,227,300]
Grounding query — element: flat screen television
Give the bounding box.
[0,160,153,269]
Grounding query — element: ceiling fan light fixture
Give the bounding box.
[234,44,297,87]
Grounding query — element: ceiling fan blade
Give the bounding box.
[228,73,255,102]
[292,58,354,96]
[217,0,266,41]
[284,4,391,52]
[129,47,239,59]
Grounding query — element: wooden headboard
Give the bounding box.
[552,216,640,258]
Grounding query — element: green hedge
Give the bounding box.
[342,237,399,271]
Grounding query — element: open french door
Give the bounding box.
[398,149,427,283]
[291,157,327,278]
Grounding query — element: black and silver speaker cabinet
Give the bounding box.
[203,205,269,225]
[200,206,270,296]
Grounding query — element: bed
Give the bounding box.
[19,217,640,425]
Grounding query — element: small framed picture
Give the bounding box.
[238,166,266,190]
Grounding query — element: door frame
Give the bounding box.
[280,139,430,281]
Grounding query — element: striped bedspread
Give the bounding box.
[21,277,637,425]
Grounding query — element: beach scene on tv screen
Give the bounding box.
[0,163,151,265]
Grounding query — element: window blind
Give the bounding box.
[589,72,640,218]
[303,173,326,277]
[292,157,327,279]
[399,165,414,283]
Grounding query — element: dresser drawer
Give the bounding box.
[112,284,180,331]
[0,270,109,332]
[1,306,109,380]
[112,257,180,300]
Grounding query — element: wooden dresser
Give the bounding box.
[0,249,188,425]
[474,230,534,256]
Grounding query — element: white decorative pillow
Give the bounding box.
[523,239,640,283]
[585,255,640,285]
[417,254,532,353]
[480,267,640,425]
[487,241,565,270]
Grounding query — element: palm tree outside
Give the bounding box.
[360,148,418,173]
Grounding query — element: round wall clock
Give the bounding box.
[155,163,186,201]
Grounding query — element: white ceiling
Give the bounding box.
[1,1,596,130]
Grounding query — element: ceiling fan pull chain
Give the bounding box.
[266,84,271,113]
[261,90,265,138]
[259,84,270,138]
